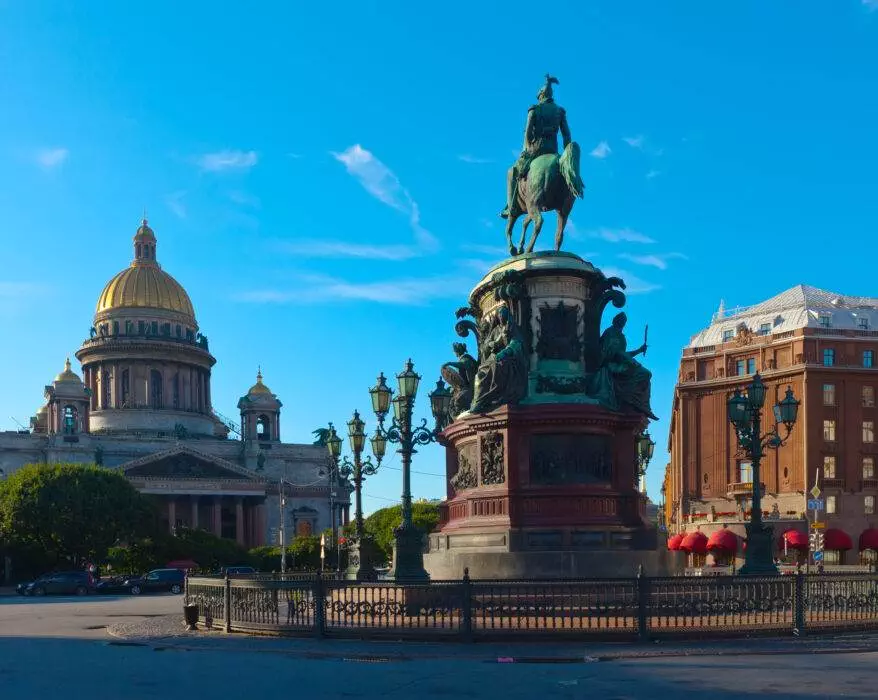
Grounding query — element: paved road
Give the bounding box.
[1,594,877,698]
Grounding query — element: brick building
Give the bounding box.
[665,285,878,566]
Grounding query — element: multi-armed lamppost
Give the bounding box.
[325,412,384,581]
[726,373,800,575]
[369,360,452,581]
[636,430,656,493]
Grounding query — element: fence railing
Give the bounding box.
[185,570,878,641]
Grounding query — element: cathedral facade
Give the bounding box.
[0,220,349,548]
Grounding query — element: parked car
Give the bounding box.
[95,574,138,595]
[16,571,94,596]
[220,566,256,576]
[126,568,186,595]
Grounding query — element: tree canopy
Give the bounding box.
[0,463,157,567]
[363,501,440,563]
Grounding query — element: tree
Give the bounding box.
[362,502,440,564]
[0,463,157,568]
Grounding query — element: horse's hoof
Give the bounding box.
[509,247,518,256]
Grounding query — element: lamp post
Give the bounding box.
[636,430,655,493]
[325,413,383,580]
[369,360,452,581]
[726,373,800,575]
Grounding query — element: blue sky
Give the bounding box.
[1,1,877,511]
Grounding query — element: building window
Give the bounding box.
[823,384,836,406]
[739,461,753,483]
[823,455,837,479]
[866,496,875,515]
[138,320,146,335]
[736,359,745,376]
[121,369,130,408]
[150,370,163,410]
[864,457,875,479]
[151,321,158,335]
[865,351,874,368]
[858,317,870,330]
[256,414,271,441]
[824,549,841,564]
[63,406,77,435]
[758,323,771,336]
[864,386,875,408]
[865,421,875,443]
[176,325,182,338]
[827,495,837,514]
[819,313,832,328]
[823,349,835,367]
[747,358,756,374]
[823,419,836,442]
[722,329,734,342]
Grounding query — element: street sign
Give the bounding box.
[813,551,824,562]
[810,486,822,499]
[811,521,826,529]
[807,499,825,511]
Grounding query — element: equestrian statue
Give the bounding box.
[501,74,584,256]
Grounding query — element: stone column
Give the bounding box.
[235,497,245,546]
[168,499,176,534]
[212,497,222,537]
[113,362,120,408]
[256,503,267,546]
[205,372,212,411]
[343,505,350,525]
[191,496,199,530]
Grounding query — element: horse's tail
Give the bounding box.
[559,142,584,199]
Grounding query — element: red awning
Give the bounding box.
[707,528,738,553]
[780,529,809,551]
[859,528,878,551]
[824,528,853,551]
[667,533,684,551]
[166,559,199,570]
[680,531,708,554]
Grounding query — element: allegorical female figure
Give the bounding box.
[591,312,658,420]
[470,306,527,414]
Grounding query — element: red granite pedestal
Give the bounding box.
[424,403,670,579]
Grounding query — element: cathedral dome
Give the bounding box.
[247,369,273,396]
[54,358,82,384]
[95,219,196,323]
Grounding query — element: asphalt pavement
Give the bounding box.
[1,593,877,698]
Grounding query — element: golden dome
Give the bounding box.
[55,358,82,384]
[247,368,273,396]
[95,218,196,321]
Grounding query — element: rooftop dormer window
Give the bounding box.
[819,313,832,328]
[858,317,869,330]
[722,329,734,342]
[758,323,771,336]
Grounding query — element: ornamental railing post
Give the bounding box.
[313,571,326,638]
[636,564,649,642]
[223,573,231,633]
[460,567,473,642]
[793,565,806,636]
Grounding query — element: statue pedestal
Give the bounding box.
[427,251,667,579]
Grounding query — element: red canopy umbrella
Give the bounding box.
[824,528,853,551]
[779,529,809,551]
[166,559,199,571]
[680,531,708,554]
[667,533,684,551]
[859,528,878,551]
[707,528,738,553]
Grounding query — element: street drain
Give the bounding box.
[85,625,107,630]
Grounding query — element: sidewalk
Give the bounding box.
[107,614,878,663]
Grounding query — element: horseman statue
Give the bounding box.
[501,74,584,256]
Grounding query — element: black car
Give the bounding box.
[125,568,185,595]
[16,571,94,596]
[221,566,256,576]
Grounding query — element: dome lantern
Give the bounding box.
[133,217,157,265]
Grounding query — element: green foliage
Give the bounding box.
[362,502,440,564]
[0,463,157,568]
[107,528,252,574]
[247,535,323,572]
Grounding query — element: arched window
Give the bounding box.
[136,243,142,258]
[121,369,130,408]
[150,370,163,409]
[296,520,313,537]
[102,370,112,408]
[63,406,77,434]
[256,414,271,441]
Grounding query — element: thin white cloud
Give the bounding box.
[275,240,420,261]
[590,141,612,159]
[165,191,187,219]
[36,148,69,169]
[458,154,493,164]
[585,227,655,244]
[863,0,878,11]
[601,267,661,295]
[619,252,687,270]
[623,135,645,150]
[227,190,260,208]
[286,152,303,159]
[646,169,661,179]
[331,144,437,251]
[195,150,258,172]
[234,272,469,306]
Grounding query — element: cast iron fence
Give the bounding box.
[184,569,878,641]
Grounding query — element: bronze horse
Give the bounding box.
[504,141,584,256]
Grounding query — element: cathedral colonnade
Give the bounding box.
[157,494,267,548]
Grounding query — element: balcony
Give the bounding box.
[861,479,878,490]
[727,482,765,498]
[823,478,844,489]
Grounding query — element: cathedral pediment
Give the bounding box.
[121,445,259,481]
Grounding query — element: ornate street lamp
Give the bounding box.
[369,360,451,581]
[636,430,655,492]
[325,411,380,580]
[726,373,800,575]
